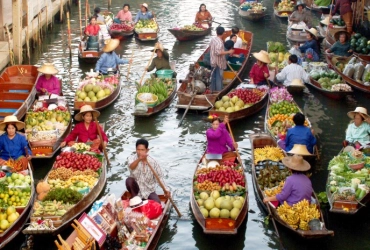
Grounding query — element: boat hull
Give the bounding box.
[238,9,266,21]
[307,77,353,100]
[168,28,211,41]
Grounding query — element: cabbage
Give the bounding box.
[328,163,345,173]
[310,71,320,80]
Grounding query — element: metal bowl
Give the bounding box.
[61,147,76,153]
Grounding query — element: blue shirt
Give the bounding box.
[95,52,129,74]
[345,122,370,145]
[0,133,32,160]
[134,11,153,23]
[299,39,320,56]
[285,125,317,153]
[330,41,352,57]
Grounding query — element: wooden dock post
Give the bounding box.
[12,0,22,64]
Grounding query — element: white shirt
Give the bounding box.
[225,36,243,49]
[276,63,310,86]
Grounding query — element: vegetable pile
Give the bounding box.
[334,56,370,86]
[330,17,345,27]
[267,41,290,69]
[309,69,352,91]
[136,78,175,105]
[350,32,370,55]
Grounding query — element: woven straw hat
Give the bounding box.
[282,154,311,171]
[103,39,120,53]
[320,17,330,26]
[290,79,304,86]
[74,105,100,122]
[295,1,305,10]
[0,116,25,131]
[305,28,318,38]
[141,3,149,9]
[37,63,59,75]
[129,196,148,208]
[347,107,369,120]
[288,144,312,156]
[334,30,351,42]
[253,50,271,64]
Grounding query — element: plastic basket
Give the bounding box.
[156,69,174,79]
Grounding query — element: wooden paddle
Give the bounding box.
[93,117,110,165]
[178,92,196,127]
[266,202,286,250]
[126,50,134,80]
[226,62,243,83]
[139,44,158,85]
[226,122,242,166]
[146,159,182,217]
[325,0,335,39]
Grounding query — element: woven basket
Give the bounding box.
[136,93,158,107]
[30,139,57,147]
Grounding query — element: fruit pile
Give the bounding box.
[277,199,321,230]
[269,101,300,116]
[256,163,291,190]
[350,33,370,55]
[309,69,352,91]
[0,206,20,233]
[0,173,32,210]
[276,0,294,12]
[179,24,205,31]
[48,175,98,190]
[267,114,309,136]
[264,181,285,197]
[75,75,118,102]
[195,190,245,220]
[135,19,158,33]
[267,41,290,69]
[54,151,102,171]
[48,168,98,180]
[269,87,293,103]
[110,23,134,31]
[240,2,265,11]
[254,146,284,164]
[32,200,74,217]
[136,78,174,104]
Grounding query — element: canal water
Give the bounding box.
[4,0,370,249]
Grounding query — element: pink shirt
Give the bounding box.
[36,75,61,95]
[116,10,132,22]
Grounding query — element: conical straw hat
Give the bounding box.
[74,105,101,121]
[0,115,25,131]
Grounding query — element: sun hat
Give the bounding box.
[103,39,120,53]
[290,79,304,86]
[320,17,330,26]
[252,50,271,64]
[129,196,148,208]
[37,63,59,75]
[288,144,313,156]
[282,154,311,171]
[295,1,305,10]
[74,105,100,122]
[347,107,369,120]
[334,30,351,42]
[141,3,149,9]
[0,116,25,131]
[305,28,318,38]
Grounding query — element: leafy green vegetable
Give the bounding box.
[43,188,83,204]
[317,192,328,204]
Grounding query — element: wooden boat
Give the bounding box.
[304,0,330,14]
[274,0,295,18]
[0,163,36,248]
[286,29,307,44]
[22,149,107,235]
[0,65,38,121]
[78,40,102,64]
[176,30,253,111]
[74,76,122,112]
[110,28,134,39]
[168,26,211,41]
[307,77,353,100]
[268,69,305,95]
[134,20,159,42]
[208,87,269,122]
[249,133,334,238]
[190,153,249,234]
[325,55,370,94]
[238,4,267,21]
[132,80,177,117]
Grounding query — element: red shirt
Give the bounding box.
[64,122,108,143]
[85,24,100,36]
[249,63,269,84]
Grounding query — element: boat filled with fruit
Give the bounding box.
[0,164,35,248]
[25,97,72,158]
[326,55,370,94]
[168,23,211,41]
[74,73,121,111]
[267,41,291,71]
[208,85,269,121]
[191,154,248,234]
[274,0,295,18]
[22,142,107,235]
[249,133,334,238]
[238,2,267,21]
[134,19,159,41]
[326,149,370,214]
[109,22,135,39]
[133,77,177,116]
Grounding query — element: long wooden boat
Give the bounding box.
[176,30,253,111]
[109,28,134,39]
[78,41,101,64]
[190,153,249,234]
[0,163,36,248]
[134,21,159,42]
[22,149,107,235]
[307,77,353,100]
[304,0,330,14]
[249,133,334,238]
[168,25,211,41]
[208,86,269,122]
[74,76,122,112]
[286,29,307,44]
[238,5,267,21]
[274,0,295,18]
[325,55,370,94]
[0,65,38,121]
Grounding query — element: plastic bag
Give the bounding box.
[361,64,370,82]
[289,47,302,57]
[135,200,162,219]
[343,64,355,78]
[354,63,365,81]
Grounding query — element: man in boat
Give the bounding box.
[145,42,177,78]
[126,139,170,204]
[225,27,243,49]
[95,39,132,75]
[209,26,235,91]
[275,54,310,86]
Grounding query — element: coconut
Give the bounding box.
[220,200,233,210]
[209,207,220,218]
[215,101,223,109]
[199,192,209,200]
[219,107,226,111]
[92,85,101,93]
[215,197,225,209]
[230,207,240,220]
[220,209,230,218]
[200,207,209,218]
[222,96,230,102]
[104,88,111,96]
[223,102,230,109]
[226,107,235,113]
[87,91,95,99]
[231,96,239,104]
[204,198,215,211]
[84,83,93,92]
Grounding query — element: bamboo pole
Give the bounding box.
[79,0,82,37]
[26,27,30,64]
[4,25,14,66]
[60,0,63,22]
[85,0,88,27]
[67,12,72,58]
[108,0,111,10]
[46,6,48,33]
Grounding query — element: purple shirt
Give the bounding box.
[206,123,234,154]
[36,75,61,95]
[276,173,312,206]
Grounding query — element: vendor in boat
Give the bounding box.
[263,155,312,206]
[325,31,353,57]
[331,0,356,33]
[295,28,320,62]
[36,63,61,96]
[195,4,212,28]
[126,138,170,204]
[249,50,271,85]
[343,107,370,149]
[114,4,132,23]
[94,7,106,24]
[276,54,310,86]
[289,2,312,27]
[0,116,32,171]
[134,3,154,24]
[206,116,238,159]
[145,42,177,78]
[225,27,243,49]
[60,105,108,149]
[84,16,100,36]
[285,113,316,154]
[95,39,132,75]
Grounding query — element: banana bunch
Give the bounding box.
[254,146,284,164]
[71,143,91,151]
[264,181,285,197]
[277,199,321,230]
[137,79,171,104]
